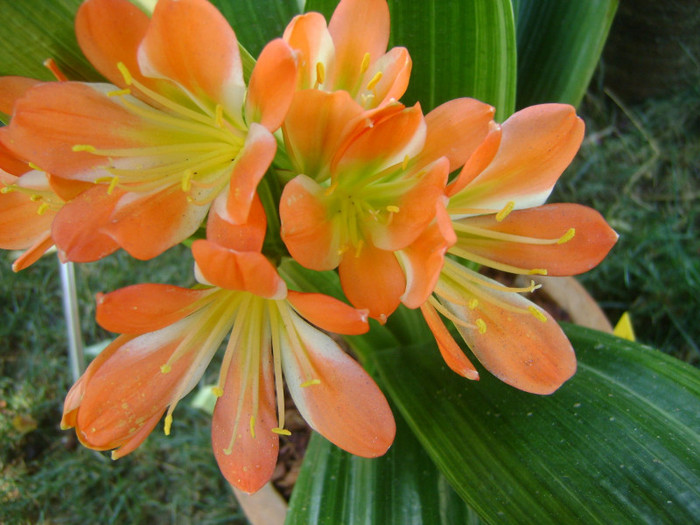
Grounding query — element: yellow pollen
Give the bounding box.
[315,61,326,86]
[181,170,193,192]
[249,416,256,439]
[468,298,479,309]
[160,363,172,374]
[272,427,292,436]
[386,205,400,213]
[186,196,194,203]
[496,201,515,222]
[300,379,321,388]
[29,194,42,202]
[528,306,548,322]
[164,414,173,436]
[110,451,118,461]
[557,228,576,244]
[107,176,120,195]
[529,268,548,276]
[107,88,131,97]
[215,104,224,128]
[117,61,133,85]
[27,162,44,172]
[402,155,410,171]
[476,318,487,334]
[366,71,383,91]
[211,386,224,397]
[360,52,371,74]
[72,144,96,153]
[36,202,50,216]
[0,186,14,194]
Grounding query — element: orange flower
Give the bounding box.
[412,104,619,394]
[283,0,411,108]
[279,90,495,321]
[1,0,297,262]
[62,194,395,493]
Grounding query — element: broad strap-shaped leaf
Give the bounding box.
[286,403,480,525]
[306,0,517,117]
[353,320,700,524]
[513,0,618,107]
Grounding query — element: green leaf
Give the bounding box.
[0,0,98,81]
[305,0,517,117]
[355,322,700,524]
[512,0,618,108]
[286,402,481,525]
[209,0,302,58]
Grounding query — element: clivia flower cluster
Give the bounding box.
[0,0,617,493]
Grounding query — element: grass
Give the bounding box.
[0,84,697,523]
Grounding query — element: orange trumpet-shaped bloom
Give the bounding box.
[62,195,395,494]
[412,103,619,394]
[1,0,297,262]
[280,90,495,322]
[283,0,411,109]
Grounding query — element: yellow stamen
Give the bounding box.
[354,239,364,258]
[211,386,224,397]
[300,379,321,388]
[117,61,133,86]
[402,155,410,171]
[360,52,371,74]
[107,88,131,97]
[315,61,326,87]
[72,144,96,153]
[366,71,383,91]
[529,268,548,276]
[215,104,224,128]
[249,416,256,439]
[272,427,291,436]
[160,364,172,374]
[528,306,548,322]
[107,176,120,195]
[28,162,43,171]
[475,318,487,334]
[0,186,14,194]
[164,414,173,436]
[386,205,400,213]
[324,182,338,196]
[468,298,479,309]
[29,194,42,202]
[181,170,193,192]
[36,202,50,216]
[557,228,576,244]
[495,201,515,222]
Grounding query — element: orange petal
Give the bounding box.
[362,46,411,107]
[51,185,120,262]
[399,213,453,308]
[334,103,425,178]
[245,39,297,132]
[0,173,54,250]
[0,139,31,176]
[455,203,619,276]
[420,98,495,172]
[226,123,277,224]
[0,76,41,115]
[2,82,144,178]
[420,302,479,379]
[287,290,369,335]
[138,0,245,117]
[75,326,198,450]
[12,233,54,272]
[445,271,577,394]
[192,240,286,299]
[279,175,341,271]
[339,243,405,323]
[366,157,448,251]
[452,104,584,212]
[282,312,395,457]
[328,0,390,92]
[446,122,502,197]
[75,0,152,90]
[212,333,278,494]
[96,284,211,334]
[282,12,334,90]
[208,192,266,253]
[283,90,364,182]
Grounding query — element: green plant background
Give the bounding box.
[1,0,699,523]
